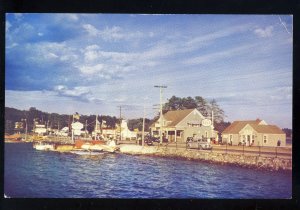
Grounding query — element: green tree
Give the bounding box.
[182,97,197,109]
[207,99,225,123]
[195,96,209,116]
[163,95,183,111]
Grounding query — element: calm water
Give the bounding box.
[4,143,292,198]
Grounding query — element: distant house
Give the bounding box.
[150,108,217,143]
[102,127,117,139]
[222,119,286,147]
[118,120,137,140]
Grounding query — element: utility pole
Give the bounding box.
[71,114,74,143]
[85,120,87,138]
[118,106,122,144]
[22,118,28,141]
[154,85,167,144]
[142,104,145,147]
[25,119,28,141]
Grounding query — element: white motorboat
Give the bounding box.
[33,141,55,151]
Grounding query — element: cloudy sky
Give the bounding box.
[5,14,292,128]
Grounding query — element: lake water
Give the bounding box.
[4,143,292,198]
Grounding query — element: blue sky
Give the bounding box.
[5,14,293,128]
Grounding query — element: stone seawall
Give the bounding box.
[119,145,292,171]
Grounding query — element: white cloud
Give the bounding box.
[6,43,18,49]
[54,14,79,23]
[101,26,124,41]
[183,43,256,66]
[14,13,23,21]
[254,26,273,38]
[48,52,59,59]
[83,24,99,36]
[64,14,79,21]
[79,64,105,74]
[185,24,252,51]
[86,45,100,51]
[24,42,79,65]
[82,24,144,42]
[6,21,11,32]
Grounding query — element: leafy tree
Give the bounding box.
[195,96,209,116]
[206,99,225,123]
[163,96,184,111]
[182,97,197,109]
[128,118,151,131]
[214,121,231,134]
[163,96,225,123]
[282,128,292,137]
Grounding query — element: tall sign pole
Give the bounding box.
[142,104,145,147]
[117,106,122,144]
[154,85,167,144]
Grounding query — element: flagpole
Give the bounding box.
[71,114,74,143]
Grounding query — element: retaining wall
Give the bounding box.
[119,145,292,171]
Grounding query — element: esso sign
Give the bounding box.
[72,122,83,130]
[202,119,212,127]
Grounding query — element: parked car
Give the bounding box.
[186,137,193,143]
[144,137,153,146]
[138,137,153,146]
[198,138,212,150]
[186,137,212,150]
[151,137,160,143]
[149,136,168,143]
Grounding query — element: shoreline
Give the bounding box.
[118,145,292,172]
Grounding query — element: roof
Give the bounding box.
[150,109,195,127]
[222,119,284,134]
[223,120,258,134]
[250,124,285,134]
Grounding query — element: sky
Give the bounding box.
[5,14,293,128]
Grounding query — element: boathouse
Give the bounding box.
[222,119,286,147]
[150,108,217,143]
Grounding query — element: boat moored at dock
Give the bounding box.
[33,141,55,151]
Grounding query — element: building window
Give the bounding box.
[206,132,208,138]
[187,123,200,127]
[252,135,255,140]
[264,135,267,144]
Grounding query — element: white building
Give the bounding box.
[34,124,47,135]
[120,120,137,140]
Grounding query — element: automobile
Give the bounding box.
[138,137,153,146]
[144,138,153,146]
[186,137,212,150]
[151,136,160,143]
[186,137,193,143]
[149,136,168,143]
[198,138,212,150]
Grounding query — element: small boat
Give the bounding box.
[5,133,23,143]
[33,141,55,151]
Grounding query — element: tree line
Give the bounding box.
[5,107,119,134]
[4,96,227,135]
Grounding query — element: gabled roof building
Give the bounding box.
[150,108,217,143]
[222,119,286,147]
